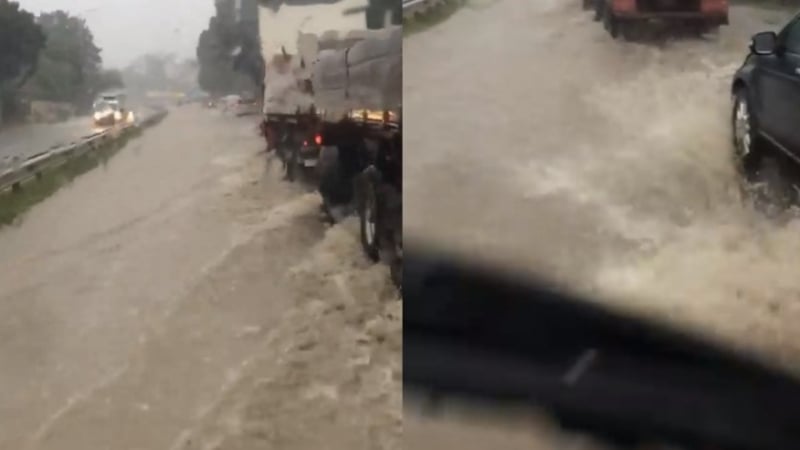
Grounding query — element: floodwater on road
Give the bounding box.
[0,103,157,168]
[405,0,800,370]
[404,1,800,447]
[0,105,398,449]
[0,116,100,166]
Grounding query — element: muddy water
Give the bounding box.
[406,1,800,369]
[405,1,800,447]
[0,105,397,449]
[0,116,97,164]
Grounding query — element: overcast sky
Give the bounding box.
[18,0,216,69]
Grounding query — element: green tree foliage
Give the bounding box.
[0,1,45,87]
[96,69,125,93]
[24,10,107,111]
[122,53,198,97]
[0,0,45,121]
[196,0,261,96]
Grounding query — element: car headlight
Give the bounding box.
[114,111,123,120]
[93,112,102,120]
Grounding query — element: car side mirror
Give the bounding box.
[751,31,778,55]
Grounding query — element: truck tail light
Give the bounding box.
[702,0,728,13]
[612,0,636,13]
[314,134,322,145]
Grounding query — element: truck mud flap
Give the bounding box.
[318,145,355,222]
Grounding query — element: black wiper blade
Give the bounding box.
[404,245,800,450]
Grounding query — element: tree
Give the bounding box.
[122,53,197,98]
[24,10,104,111]
[0,0,45,121]
[196,0,261,96]
[95,69,124,93]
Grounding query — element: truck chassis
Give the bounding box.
[584,0,728,39]
[317,111,402,288]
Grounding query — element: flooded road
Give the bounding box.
[0,103,156,167]
[0,116,98,165]
[0,105,398,449]
[405,0,800,368]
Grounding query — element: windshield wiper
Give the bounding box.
[404,245,800,450]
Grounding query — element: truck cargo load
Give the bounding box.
[257,0,402,287]
[585,0,728,39]
[311,26,402,121]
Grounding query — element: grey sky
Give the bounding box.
[18,0,216,69]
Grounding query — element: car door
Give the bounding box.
[755,17,800,157]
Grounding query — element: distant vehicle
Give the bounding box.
[584,0,728,39]
[234,96,259,116]
[732,17,800,208]
[93,92,133,126]
[220,95,241,113]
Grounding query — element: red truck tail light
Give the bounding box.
[701,0,728,13]
[612,0,636,13]
[302,134,322,147]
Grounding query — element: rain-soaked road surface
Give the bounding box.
[405,1,797,447]
[0,103,156,168]
[0,105,399,449]
[0,116,100,165]
[406,0,799,369]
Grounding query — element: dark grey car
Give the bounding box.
[732,13,800,207]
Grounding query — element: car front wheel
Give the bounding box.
[732,88,760,173]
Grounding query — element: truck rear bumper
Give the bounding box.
[299,145,321,167]
[615,11,728,25]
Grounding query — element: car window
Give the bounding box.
[782,18,800,54]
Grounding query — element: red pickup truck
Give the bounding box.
[583,0,729,39]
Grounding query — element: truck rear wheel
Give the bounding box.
[318,146,354,222]
[603,9,619,38]
[619,21,638,41]
[358,173,381,262]
[286,147,300,182]
[593,0,604,21]
[390,247,402,289]
[383,186,402,289]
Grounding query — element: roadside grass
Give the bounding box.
[0,128,141,227]
[404,0,467,36]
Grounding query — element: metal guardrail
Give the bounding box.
[0,109,167,194]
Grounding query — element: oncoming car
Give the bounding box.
[92,92,133,126]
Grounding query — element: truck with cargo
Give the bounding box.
[583,0,728,39]
[258,0,402,286]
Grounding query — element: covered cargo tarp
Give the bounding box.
[261,30,375,116]
[258,0,368,116]
[263,53,314,116]
[311,26,401,121]
[258,0,368,59]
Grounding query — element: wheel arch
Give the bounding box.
[732,77,749,96]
